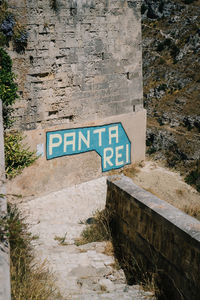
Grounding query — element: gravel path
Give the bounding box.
[18,177,155,300]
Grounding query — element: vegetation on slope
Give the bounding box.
[142,0,200,191]
[0,47,18,128]
[0,201,61,300]
[4,133,37,179]
[0,2,37,179]
[0,0,28,52]
[0,47,37,178]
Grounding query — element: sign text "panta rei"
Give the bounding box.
[46,123,131,172]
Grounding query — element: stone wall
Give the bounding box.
[106,175,200,300]
[6,0,146,196]
[0,100,11,300]
[9,0,143,130]
[7,111,146,197]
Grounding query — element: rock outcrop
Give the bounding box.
[142,0,200,190]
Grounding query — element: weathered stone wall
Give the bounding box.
[106,175,200,300]
[0,100,11,300]
[6,0,146,196]
[9,0,143,130]
[7,111,146,197]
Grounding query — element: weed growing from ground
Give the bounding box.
[108,163,140,180]
[0,50,37,179]
[112,243,159,299]
[75,209,112,246]
[4,132,38,179]
[54,232,68,245]
[4,203,62,300]
[182,204,200,221]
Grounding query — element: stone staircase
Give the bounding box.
[18,177,155,300]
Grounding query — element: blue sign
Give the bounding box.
[46,123,131,172]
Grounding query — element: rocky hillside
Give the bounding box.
[142,0,200,191]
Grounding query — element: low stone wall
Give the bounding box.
[0,100,11,300]
[106,175,200,300]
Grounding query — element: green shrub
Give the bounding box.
[146,147,156,155]
[185,169,200,192]
[158,57,166,65]
[0,48,18,105]
[0,49,37,178]
[0,48,18,128]
[182,0,196,4]
[4,133,37,179]
[13,30,28,53]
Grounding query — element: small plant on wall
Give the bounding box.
[4,133,37,179]
[50,0,59,11]
[0,201,62,300]
[0,48,37,178]
[0,0,28,52]
[13,27,28,54]
[0,47,18,128]
[0,1,37,179]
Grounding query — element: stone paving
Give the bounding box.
[19,177,155,300]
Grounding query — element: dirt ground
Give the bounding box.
[122,160,200,220]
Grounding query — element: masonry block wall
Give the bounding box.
[106,175,200,300]
[9,0,143,130]
[0,101,11,300]
[7,0,146,196]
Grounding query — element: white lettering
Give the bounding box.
[78,130,90,151]
[64,132,75,152]
[103,147,114,169]
[116,145,124,166]
[126,144,129,163]
[49,134,62,155]
[109,126,119,145]
[93,128,106,147]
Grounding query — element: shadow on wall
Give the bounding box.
[106,175,200,300]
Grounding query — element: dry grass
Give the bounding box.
[54,232,68,246]
[6,203,62,300]
[147,185,200,220]
[145,188,162,198]
[11,259,61,300]
[108,163,141,180]
[175,189,184,197]
[181,204,200,221]
[115,253,159,298]
[146,186,200,220]
[75,209,112,246]
[103,241,114,256]
[129,161,200,221]
[103,241,122,270]
[123,165,140,180]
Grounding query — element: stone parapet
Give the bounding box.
[106,175,200,300]
[0,100,11,300]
